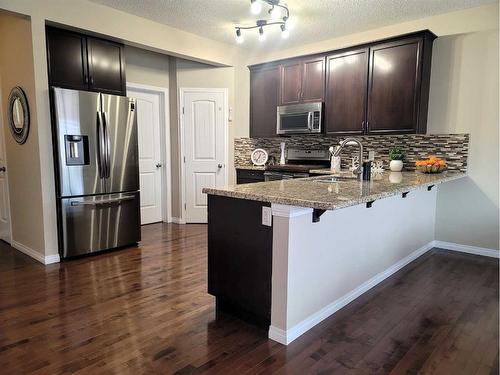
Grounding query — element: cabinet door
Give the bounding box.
[279,61,302,105]
[301,57,325,103]
[250,66,279,138]
[87,37,126,95]
[325,49,368,135]
[46,28,88,90]
[367,37,423,133]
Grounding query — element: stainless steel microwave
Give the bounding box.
[277,102,323,135]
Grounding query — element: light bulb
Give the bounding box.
[258,27,265,41]
[235,29,244,44]
[280,24,289,39]
[250,0,261,15]
[270,6,281,20]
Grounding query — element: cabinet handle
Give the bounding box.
[90,76,94,86]
[362,121,365,132]
[84,75,88,84]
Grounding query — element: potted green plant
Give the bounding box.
[388,147,405,172]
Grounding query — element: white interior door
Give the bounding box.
[128,88,163,225]
[183,89,226,223]
[0,87,11,243]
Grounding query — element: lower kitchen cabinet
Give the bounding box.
[236,169,265,184]
[208,195,272,328]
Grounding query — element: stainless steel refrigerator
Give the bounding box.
[52,87,140,259]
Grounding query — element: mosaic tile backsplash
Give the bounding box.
[235,134,469,172]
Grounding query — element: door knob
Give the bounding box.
[217,164,223,169]
[0,167,6,172]
[156,163,162,168]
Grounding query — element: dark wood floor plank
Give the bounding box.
[0,225,497,374]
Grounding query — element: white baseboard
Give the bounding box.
[11,240,60,265]
[433,240,499,258]
[269,241,435,345]
[171,217,186,224]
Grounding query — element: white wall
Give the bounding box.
[427,31,499,250]
[270,187,437,344]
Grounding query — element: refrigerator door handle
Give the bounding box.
[102,111,111,179]
[96,111,106,179]
[70,194,136,206]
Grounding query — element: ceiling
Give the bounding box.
[89,0,495,49]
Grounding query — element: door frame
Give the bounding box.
[126,82,172,223]
[0,82,12,243]
[179,87,229,223]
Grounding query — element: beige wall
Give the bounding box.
[124,46,169,89]
[0,0,240,256]
[428,30,499,250]
[0,12,45,255]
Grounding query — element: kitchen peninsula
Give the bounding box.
[203,170,466,345]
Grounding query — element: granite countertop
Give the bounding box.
[203,171,466,210]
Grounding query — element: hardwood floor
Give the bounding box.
[0,223,497,374]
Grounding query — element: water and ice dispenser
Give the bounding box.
[64,135,89,165]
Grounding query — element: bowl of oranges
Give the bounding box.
[415,156,447,173]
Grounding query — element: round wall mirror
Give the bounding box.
[8,86,30,145]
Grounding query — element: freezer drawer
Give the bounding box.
[60,192,141,258]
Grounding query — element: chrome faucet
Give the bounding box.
[332,137,364,175]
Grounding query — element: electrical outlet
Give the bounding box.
[262,206,272,226]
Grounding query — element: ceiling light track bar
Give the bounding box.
[235,0,291,43]
[236,21,285,30]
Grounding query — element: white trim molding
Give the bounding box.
[11,240,60,265]
[171,217,186,225]
[126,82,172,223]
[269,241,435,345]
[433,240,499,258]
[268,239,498,345]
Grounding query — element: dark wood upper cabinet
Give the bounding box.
[279,56,325,105]
[87,37,125,95]
[279,61,302,105]
[250,65,279,138]
[249,30,435,138]
[46,28,89,90]
[301,57,326,103]
[46,27,126,96]
[325,48,368,135]
[367,37,423,134]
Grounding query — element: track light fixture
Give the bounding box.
[280,24,289,39]
[258,26,265,41]
[235,28,244,43]
[235,0,291,43]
